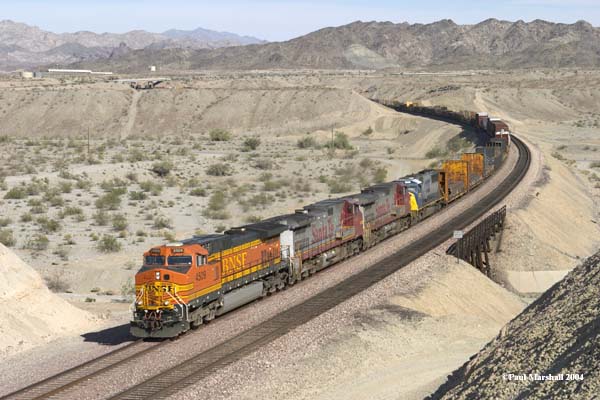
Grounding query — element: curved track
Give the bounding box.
[109,136,531,400]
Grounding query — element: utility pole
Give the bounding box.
[331,126,334,152]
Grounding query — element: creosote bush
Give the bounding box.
[209,129,232,141]
[0,229,16,247]
[97,234,122,253]
[153,215,172,229]
[26,234,49,250]
[112,214,128,231]
[151,160,174,177]
[242,137,261,151]
[206,163,233,176]
[297,136,319,149]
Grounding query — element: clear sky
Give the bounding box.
[1,0,599,41]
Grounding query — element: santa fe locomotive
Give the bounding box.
[130,105,510,338]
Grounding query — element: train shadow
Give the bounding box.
[81,323,136,345]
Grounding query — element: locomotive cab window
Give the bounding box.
[197,255,207,266]
[167,256,193,273]
[168,256,192,265]
[144,256,165,266]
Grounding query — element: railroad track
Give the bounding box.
[0,339,166,400]
[108,136,531,400]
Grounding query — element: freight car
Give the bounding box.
[131,106,512,338]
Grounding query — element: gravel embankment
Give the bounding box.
[429,250,600,400]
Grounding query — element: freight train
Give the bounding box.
[131,104,512,338]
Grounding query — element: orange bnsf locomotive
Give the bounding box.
[131,107,511,338]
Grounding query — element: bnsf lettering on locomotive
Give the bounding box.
[222,252,247,274]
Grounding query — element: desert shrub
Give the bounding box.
[26,234,49,250]
[242,137,261,151]
[0,217,11,227]
[590,161,600,169]
[373,167,387,184]
[125,172,138,182]
[4,187,26,199]
[58,181,73,193]
[112,214,128,231]
[75,178,92,190]
[551,152,565,161]
[362,126,374,136]
[244,215,262,223]
[53,247,70,261]
[163,231,176,241]
[100,178,127,192]
[36,217,61,233]
[247,193,274,209]
[153,215,172,229]
[129,191,147,201]
[45,270,69,292]
[297,136,319,149]
[327,132,353,150]
[24,182,43,196]
[189,188,207,197]
[0,229,16,247]
[259,172,273,182]
[151,160,174,177]
[359,158,374,169]
[425,147,447,159]
[139,180,163,196]
[203,191,230,219]
[63,234,76,245]
[85,297,96,303]
[121,279,136,297]
[95,190,122,210]
[206,163,233,176]
[97,234,121,253]
[447,135,470,153]
[20,212,33,222]
[136,229,147,237]
[43,191,64,207]
[253,159,274,170]
[209,129,231,141]
[263,180,283,191]
[328,180,353,193]
[127,148,147,162]
[59,206,83,218]
[93,210,109,225]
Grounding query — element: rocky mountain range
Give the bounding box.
[0,20,265,71]
[72,18,600,72]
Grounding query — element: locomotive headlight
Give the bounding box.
[155,272,160,280]
[164,300,170,306]
[137,301,143,305]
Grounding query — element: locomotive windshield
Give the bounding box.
[167,255,193,273]
[168,256,192,265]
[144,256,165,265]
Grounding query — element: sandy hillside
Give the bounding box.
[0,243,98,358]
[185,256,525,400]
[430,250,600,400]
